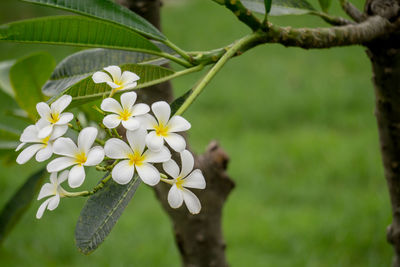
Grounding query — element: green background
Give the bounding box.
[0,0,392,266]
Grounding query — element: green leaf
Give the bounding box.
[171,88,193,115]
[0,169,46,243]
[0,16,161,54]
[9,52,54,120]
[0,123,21,141]
[52,64,175,107]
[242,0,315,15]
[75,174,141,255]
[0,60,15,96]
[264,0,272,14]
[43,48,168,97]
[22,0,166,41]
[318,0,331,12]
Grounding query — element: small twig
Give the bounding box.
[310,11,355,26]
[222,0,262,31]
[339,0,365,22]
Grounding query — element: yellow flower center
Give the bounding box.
[49,112,60,124]
[41,136,51,146]
[154,123,169,137]
[128,151,145,166]
[114,80,124,91]
[75,151,87,166]
[118,109,132,121]
[175,177,184,190]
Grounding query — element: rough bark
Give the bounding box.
[366,0,400,266]
[115,0,235,266]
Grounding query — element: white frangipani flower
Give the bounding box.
[104,127,171,186]
[36,95,73,138]
[47,127,105,188]
[92,65,140,92]
[162,150,206,214]
[142,101,191,152]
[16,124,68,164]
[36,170,69,219]
[101,92,149,131]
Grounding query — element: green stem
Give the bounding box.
[154,50,192,68]
[175,33,259,115]
[112,128,121,139]
[163,39,193,64]
[91,174,112,194]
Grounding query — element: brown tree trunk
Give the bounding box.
[115,1,235,266]
[366,1,400,266]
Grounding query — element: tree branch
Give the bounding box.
[339,0,366,22]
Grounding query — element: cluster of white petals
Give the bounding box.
[16,65,206,219]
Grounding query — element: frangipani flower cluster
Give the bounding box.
[16,66,206,219]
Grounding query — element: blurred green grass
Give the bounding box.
[0,0,392,266]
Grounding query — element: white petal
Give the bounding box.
[38,183,55,200]
[36,102,51,119]
[53,137,78,157]
[68,165,86,188]
[183,170,206,189]
[55,112,73,125]
[20,125,40,143]
[165,133,186,152]
[50,125,68,140]
[47,195,60,210]
[120,71,140,84]
[47,157,76,172]
[182,188,201,214]
[144,146,171,163]
[137,114,158,130]
[51,95,72,114]
[121,82,137,90]
[131,103,150,116]
[106,81,120,89]
[167,115,191,132]
[120,92,137,111]
[92,71,112,84]
[151,101,171,125]
[104,138,132,159]
[49,172,58,185]
[35,144,53,162]
[16,143,25,151]
[85,146,104,166]
[121,118,140,131]
[58,170,69,184]
[136,163,160,186]
[112,160,134,185]
[180,150,194,178]
[126,127,146,154]
[103,114,121,129]
[104,65,121,82]
[36,198,51,219]
[16,144,43,164]
[162,159,179,179]
[145,131,164,151]
[78,127,97,154]
[37,124,53,139]
[167,184,183,209]
[101,98,123,113]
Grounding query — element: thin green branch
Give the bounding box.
[222,0,262,31]
[175,33,259,115]
[164,39,193,64]
[309,11,355,26]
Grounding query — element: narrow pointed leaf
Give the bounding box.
[242,0,315,15]
[0,169,46,243]
[22,0,166,41]
[171,88,193,115]
[9,52,54,119]
[43,48,168,96]
[318,0,331,12]
[0,16,161,54]
[0,60,15,96]
[264,0,272,14]
[75,174,141,255]
[51,64,175,107]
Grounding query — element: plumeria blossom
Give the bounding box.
[36,95,73,138]
[92,65,140,93]
[16,124,68,164]
[162,150,206,214]
[142,101,191,152]
[36,171,69,219]
[101,92,150,131]
[104,127,171,186]
[47,127,105,188]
